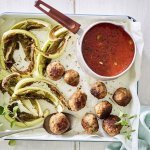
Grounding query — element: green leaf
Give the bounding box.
[131,129,136,132]
[122,129,136,140]
[128,115,137,119]
[120,120,129,126]
[8,140,16,146]
[10,120,16,128]
[122,131,127,134]
[118,111,137,140]
[115,119,129,126]
[122,114,128,117]
[0,106,4,115]
[119,111,128,118]
[126,133,131,140]
[122,131,131,140]
[115,120,122,125]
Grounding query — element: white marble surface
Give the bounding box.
[0,0,150,149]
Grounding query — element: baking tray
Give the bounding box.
[0,13,142,147]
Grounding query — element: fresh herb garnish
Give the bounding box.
[116,119,129,126]
[122,130,136,140]
[115,111,137,140]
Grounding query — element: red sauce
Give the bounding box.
[82,23,135,77]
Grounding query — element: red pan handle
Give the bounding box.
[35,0,81,34]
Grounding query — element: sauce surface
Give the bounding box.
[82,23,135,77]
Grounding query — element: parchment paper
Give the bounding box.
[0,13,144,150]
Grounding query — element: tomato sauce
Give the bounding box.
[82,23,135,77]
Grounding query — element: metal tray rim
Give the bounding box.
[0,12,139,142]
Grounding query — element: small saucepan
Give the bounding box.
[35,0,136,81]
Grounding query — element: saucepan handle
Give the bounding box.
[35,0,81,34]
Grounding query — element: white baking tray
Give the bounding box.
[0,13,143,149]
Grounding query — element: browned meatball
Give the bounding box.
[95,101,112,119]
[90,82,107,99]
[46,61,65,80]
[81,113,99,134]
[64,69,80,86]
[69,90,87,111]
[113,87,132,106]
[102,115,122,136]
[45,113,70,135]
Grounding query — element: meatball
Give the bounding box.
[90,82,107,99]
[102,115,122,136]
[46,61,65,80]
[81,113,99,134]
[64,69,80,86]
[69,90,87,111]
[43,113,70,135]
[95,101,112,119]
[113,87,132,106]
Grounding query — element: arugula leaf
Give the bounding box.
[0,106,4,115]
[8,140,16,146]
